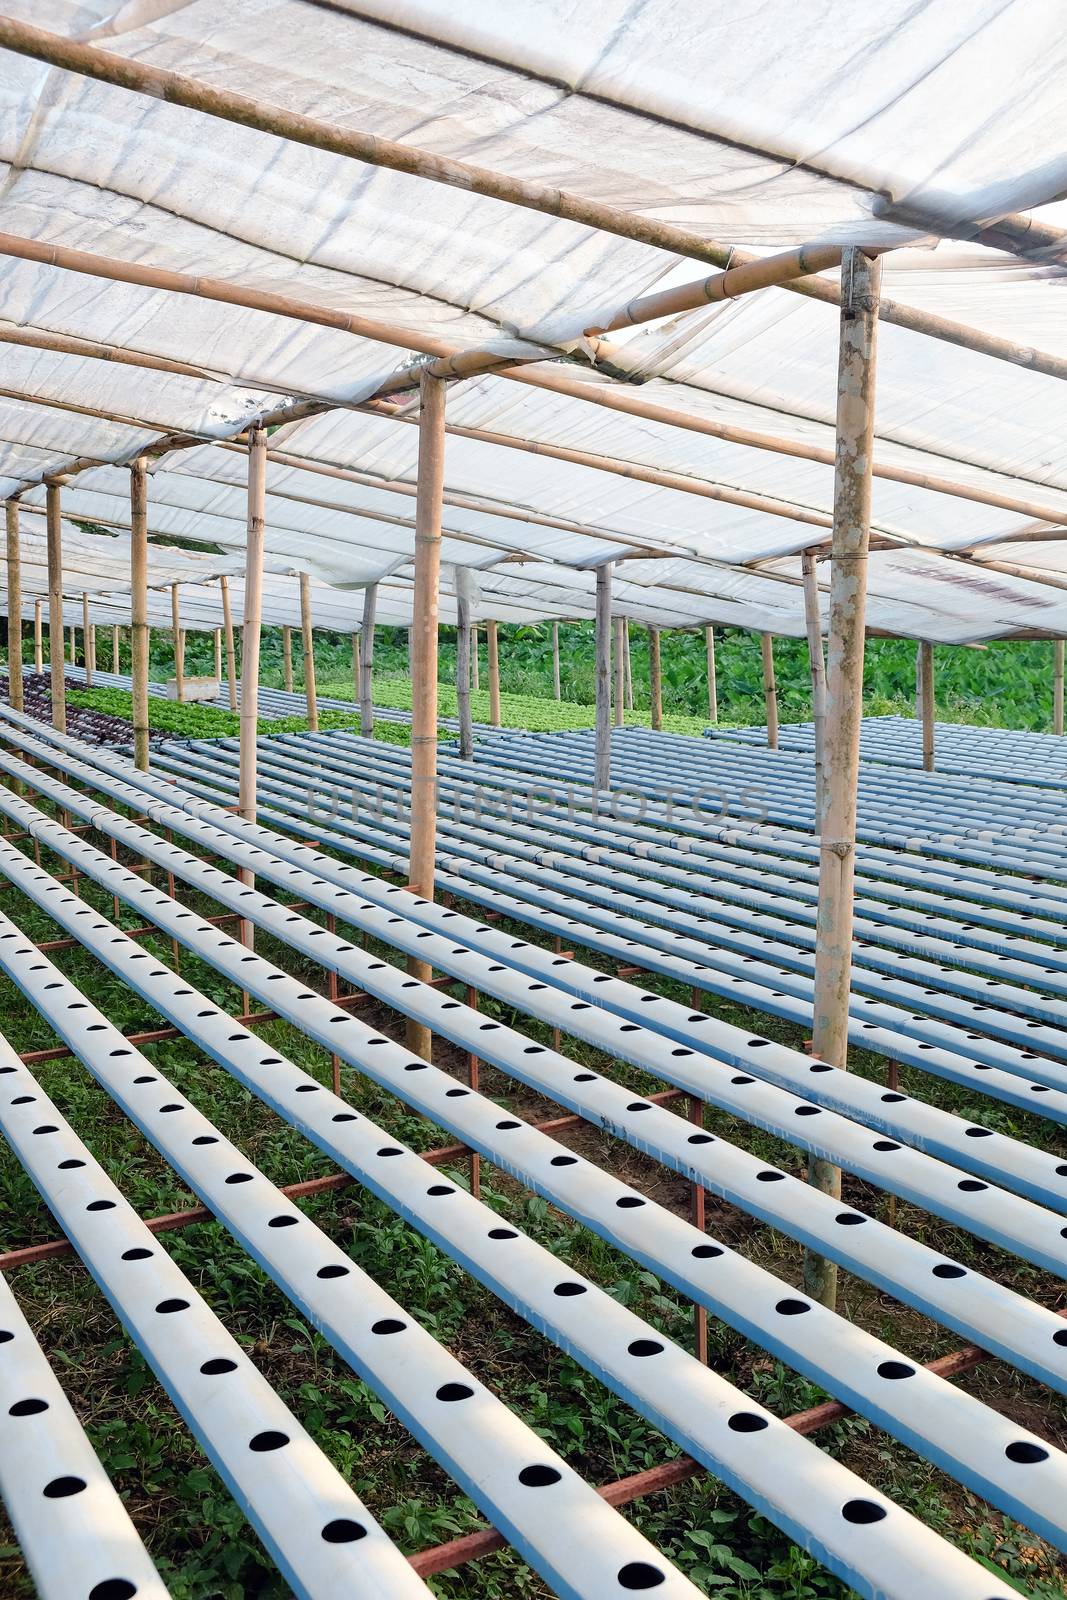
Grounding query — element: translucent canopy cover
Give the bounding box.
[0,1,1063,639]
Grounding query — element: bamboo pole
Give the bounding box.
[82,593,93,688]
[282,624,293,692]
[595,564,613,789]
[219,575,238,712]
[471,625,480,692]
[299,571,318,731]
[130,459,150,770]
[551,620,560,700]
[112,623,120,673]
[45,483,65,733]
[170,582,184,701]
[3,20,1061,381]
[213,627,222,681]
[613,614,625,728]
[704,625,717,723]
[624,620,633,710]
[648,627,662,731]
[919,641,935,771]
[33,599,42,675]
[1055,639,1065,736]
[238,428,268,946]
[802,552,827,812]
[5,502,21,712]
[761,632,778,748]
[7,224,1059,531]
[351,632,360,703]
[360,584,377,736]
[455,568,474,761]
[806,249,882,1312]
[407,372,446,1060]
[486,619,501,726]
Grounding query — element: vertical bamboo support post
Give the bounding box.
[213,627,222,681]
[704,624,717,723]
[624,619,633,709]
[761,632,779,748]
[486,619,501,726]
[219,576,238,712]
[299,572,318,731]
[406,371,446,1060]
[351,632,360,704]
[33,599,42,675]
[613,614,625,727]
[805,248,882,1311]
[1054,639,1064,735]
[551,620,561,700]
[282,624,293,692]
[170,582,184,701]
[238,428,268,949]
[595,564,613,790]
[129,459,150,771]
[46,483,66,733]
[455,566,474,761]
[471,625,479,691]
[648,627,662,730]
[802,551,827,815]
[83,603,95,687]
[360,583,377,736]
[112,623,120,673]
[919,641,935,771]
[5,502,21,712]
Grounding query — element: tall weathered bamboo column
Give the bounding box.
[238,428,268,948]
[213,627,222,681]
[919,641,935,770]
[407,371,446,1059]
[471,624,479,691]
[551,620,561,700]
[46,483,65,733]
[613,613,625,727]
[595,564,613,789]
[455,566,474,760]
[33,598,42,674]
[486,618,501,726]
[648,626,662,730]
[360,583,377,735]
[351,632,360,703]
[299,571,318,731]
[1055,639,1065,735]
[170,582,185,701]
[806,248,882,1310]
[704,624,717,723]
[5,501,22,712]
[802,551,827,813]
[129,459,150,769]
[112,623,120,673]
[761,632,779,748]
[282,624,293,692]
[82,593,93,687]
[624,619,633,709]
[219,575,238,712]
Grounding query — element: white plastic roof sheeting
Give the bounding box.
[0,2,1064,640]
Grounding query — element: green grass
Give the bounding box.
[46,615,1064,735]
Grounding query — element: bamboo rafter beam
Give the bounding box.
[2,235,1066,543]
[0,17,1062,379]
